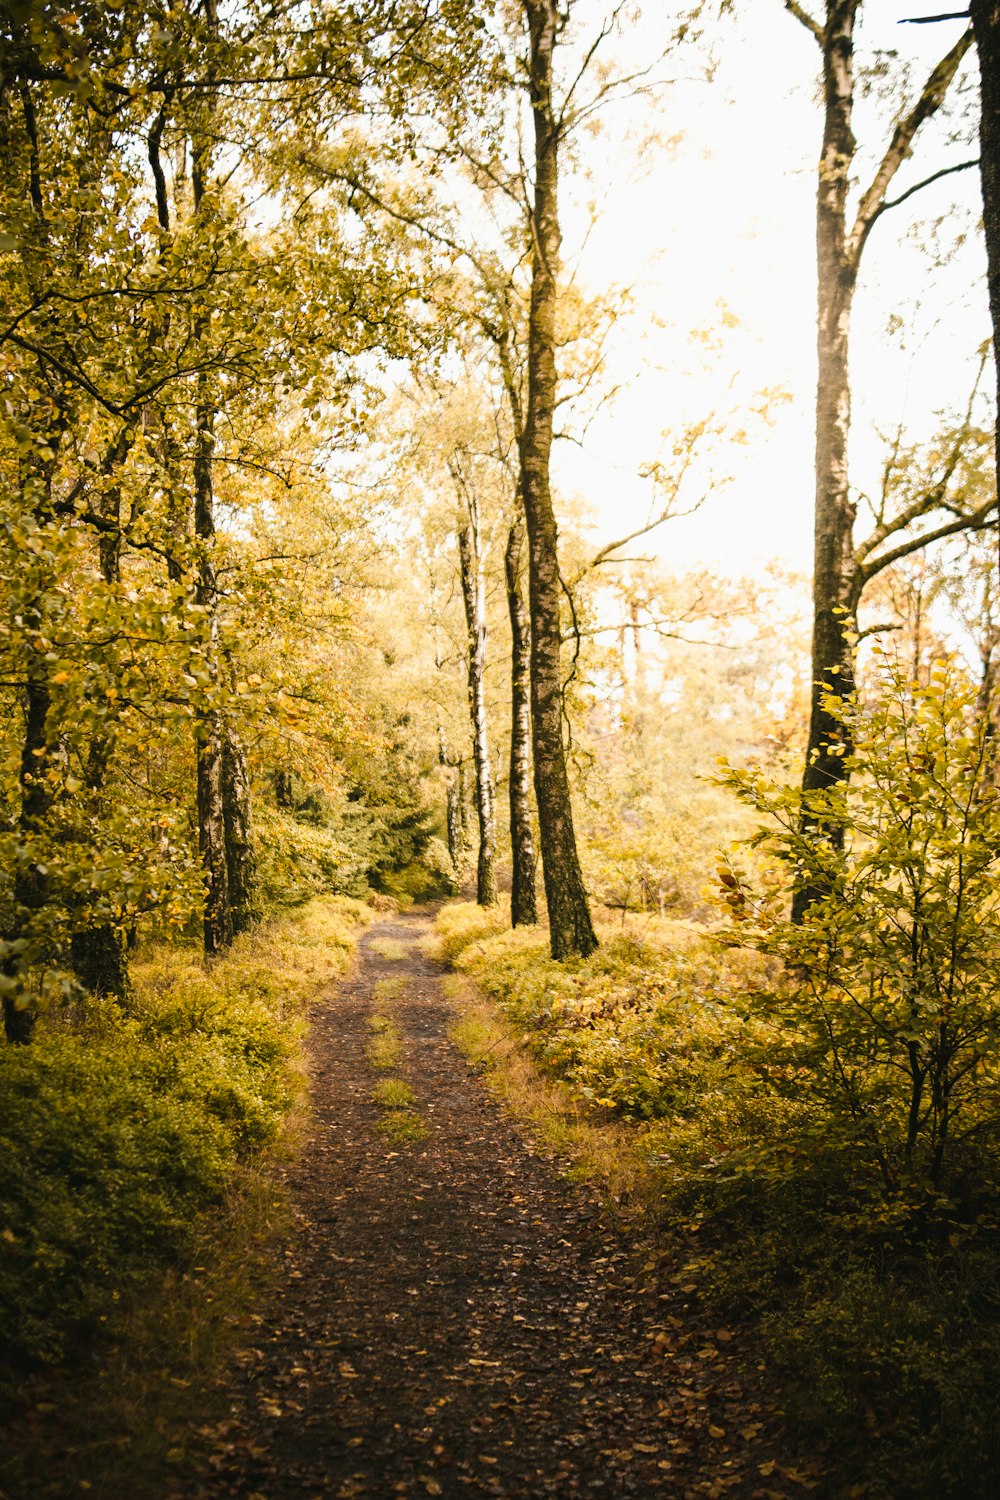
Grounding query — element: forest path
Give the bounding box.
[189,909,783,1500]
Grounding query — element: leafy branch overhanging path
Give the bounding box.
[184,911,803,1500]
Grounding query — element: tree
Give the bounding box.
[504,512,538,925]
[520,0,597,959]
[453,459,500,907]
[721,660,1000,1195]
[969,1,1000,544]
[784,0,974,916]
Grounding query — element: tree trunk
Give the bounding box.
[792,2,862,921]
[68,473,133,1004]
[194,395,232,954]
[459,520,498,906]
[792,2,969,918]
[802,0,860,805]
[222,720,259,936]
[458,759,471,853]
[520,0,597,960]
[505,514,537,926]
[438,725,462,870]
[191,101,235,954]
[971,0,1000,566]
[3,660,49,1044]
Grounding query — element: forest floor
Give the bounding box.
[179,908,806,1500]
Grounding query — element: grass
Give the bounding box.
[376,1111,429,1146]
[366,1027,403,1071]
[365,995,429,1149]
[372,1077,418,1109]
[368,937,410,962]
[373,975,407,1004]
[446,974,662,1223]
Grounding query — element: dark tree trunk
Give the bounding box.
[458,759,471,852]
[437,725,462,871]
[274,768,295,810]
[191,105,235,954]
[3,662,49,1044]
[520,0,597,960]
[971,0,1000,561]
[222,720,259,936]
[68,476,133,1004]
[458,520,498,906]
[505,514,537,926]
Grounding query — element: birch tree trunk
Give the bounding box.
[520,0,597,960]
[193,390,232,953]
[505,513,538,926]
[800,0,860,847]
[790,0,972,919]
[459,519,498,907]
[970,0,1000,553]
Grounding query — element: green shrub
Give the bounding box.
[443,911,759,1123]
[0,895,367,1388]
[257,808,372,905]
[717,660,1000,1198]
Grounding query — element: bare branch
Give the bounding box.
[874,156,979,219]
[863,503,997,581]
[586,492,709,574]
[783,1,823,43]
[856,352,988,574]
[848,27,974,269]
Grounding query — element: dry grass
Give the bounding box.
[366,1028,403,1071]
[444,973,665,1227]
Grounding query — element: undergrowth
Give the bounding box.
[0,895,370,1414]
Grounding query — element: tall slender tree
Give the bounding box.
[969,1,1000,543]
[784,0,972,916]
[504,512,538,926]
[455,470,499,907]
[520,0,597,959]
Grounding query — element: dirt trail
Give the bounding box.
[190,910,786,1500]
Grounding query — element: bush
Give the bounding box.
[717,661,1000,1198]
[257,808,373,905]
[378,837,458,905]
[0,895,368,1387]
[434,901,507,963]
[440,906,760,1122]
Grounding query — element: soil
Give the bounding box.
[184,910,805,1500]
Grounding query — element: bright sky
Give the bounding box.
[554,0,991,579]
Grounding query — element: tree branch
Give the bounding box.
[848,27,974,269]
[856,352,988,574]
[874,156,979,219]
[783,1,823,43]
[862,503,996,581]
